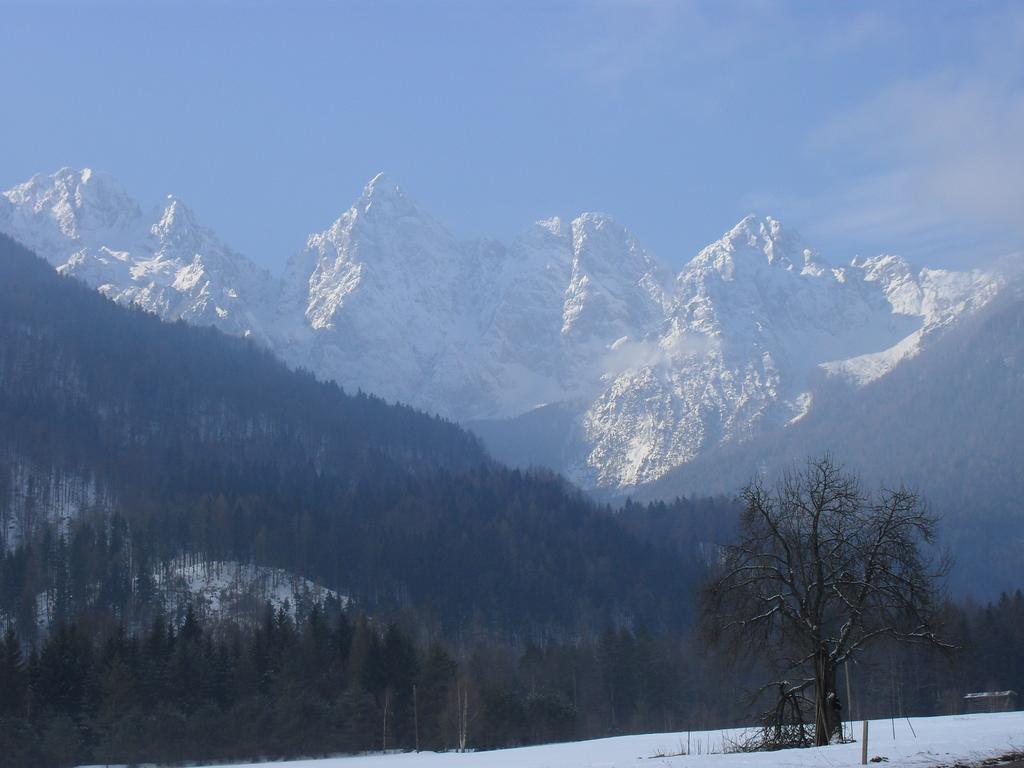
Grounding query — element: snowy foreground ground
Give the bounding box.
[84,711,1022,768]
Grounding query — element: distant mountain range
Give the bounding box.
[0,168,1008,493]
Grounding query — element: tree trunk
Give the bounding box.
[456,681,469,752]
[413,684,419,752]
[814,649,841,746]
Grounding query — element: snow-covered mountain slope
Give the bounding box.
[274,177,672,421]
[571,217,1001,486]
[276,172,508,419]
[0,168,274,341]
[1,168,1004,490]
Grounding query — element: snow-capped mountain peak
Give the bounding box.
[535,216,565,237]
[1,169,273,342]
[346,171,436,230]
[26,167,138,236]
[308,172,454,262]
[1,168,142,262]
[686,214,821,281]
[149,195,209,246]
[562,212,671,344]
[358,170,404,204]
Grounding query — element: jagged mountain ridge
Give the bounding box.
[0,168,1003,488]
[0,168,276,342]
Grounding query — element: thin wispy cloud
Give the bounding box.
[819,79,1024,227]
[554,0,709,91]
[792,6,1024,267]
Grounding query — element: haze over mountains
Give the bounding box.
[0,168,1009,493]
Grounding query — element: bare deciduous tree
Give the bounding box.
[702,456,951,747]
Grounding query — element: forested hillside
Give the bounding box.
[2,580,1021,767]
[0,233,720,639]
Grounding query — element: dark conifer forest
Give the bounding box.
[1,234,1022,766]
[1,590,1022,767]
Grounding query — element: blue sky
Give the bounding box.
[2,0,1022,272]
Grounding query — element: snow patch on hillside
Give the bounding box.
[23,558,348,635]
[153,557,348,621]
[0,457,111,551]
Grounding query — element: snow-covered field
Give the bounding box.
[159,712,1022,768]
